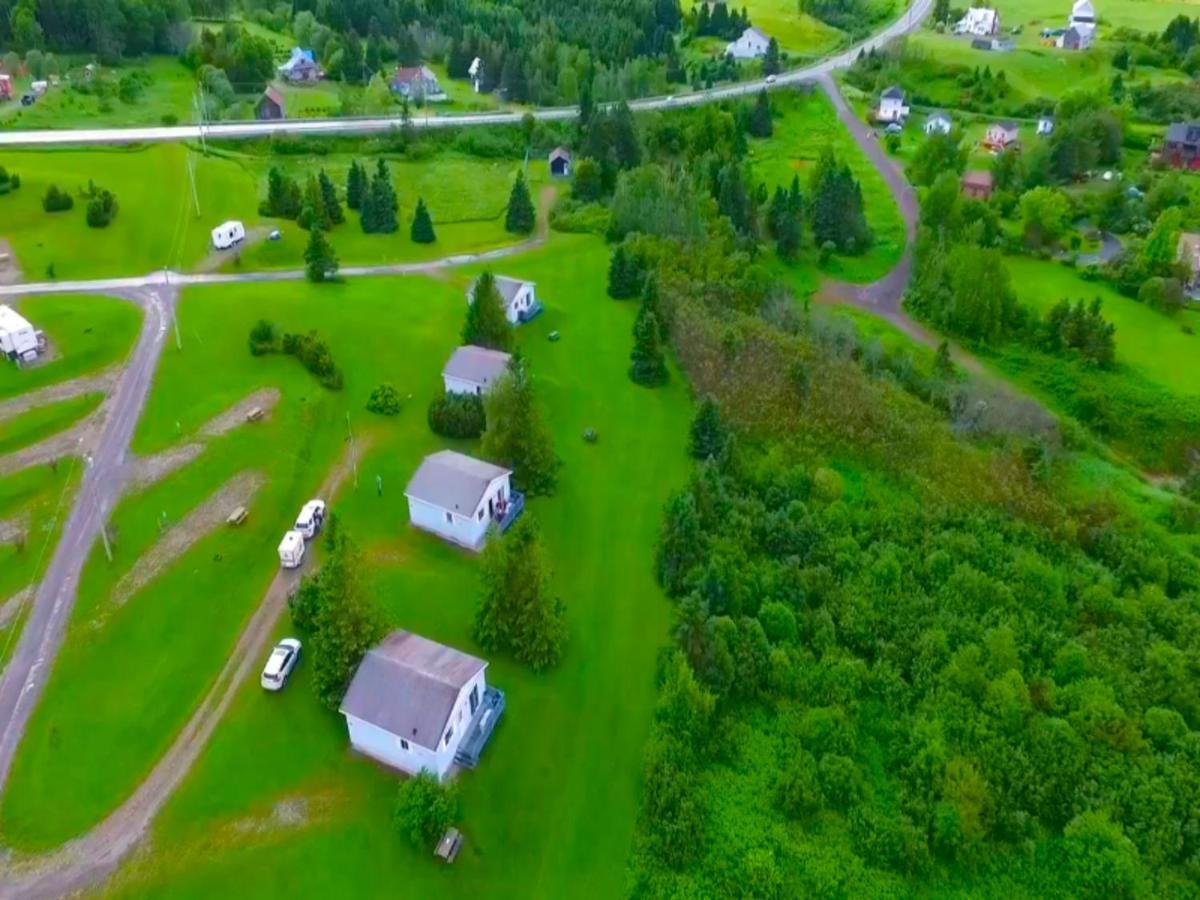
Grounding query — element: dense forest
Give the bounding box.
[543,91,1200,896]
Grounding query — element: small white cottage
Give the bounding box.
[725,27,770,60]
[340,630,489,781]
[1036,115,1055,136]
[924,111,953,135]
[442,345,512,396]
[877,86,909,124]
[405,450,513,551]
[468,275,540,325]
[955,7,1000,36]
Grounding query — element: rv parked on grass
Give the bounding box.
[278,530,306,569]
[294,499,326,539]
[211,220,246,251]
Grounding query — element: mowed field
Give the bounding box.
[0,143,549,281]
[741,0,845,56]
[751,88,906,287]
[0,233,694,900]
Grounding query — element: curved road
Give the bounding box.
[0,0,931,148]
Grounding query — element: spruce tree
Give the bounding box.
[319,169,344,225]
[505,170,536,234]
[373,160,398,233]
[689,396,728,460]
[346,161,365,210]
[629,304,668,387]
[299,174,330,232]
[410,197,436,243]
[482,356,560,495]
[749,89,773,138]
[462,271,514,351]
[304,227,338,283]
[607,244,640,298]
[763,38,781,76]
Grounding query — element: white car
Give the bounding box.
[261,638,301,691]
[766,74,777,84]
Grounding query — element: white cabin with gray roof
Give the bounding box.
[340,630,490,781]
[405,450,513,550]
[468,275,540,325]
[442,345,512,396]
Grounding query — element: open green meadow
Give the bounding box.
[1006,256,1200,397]
[0,295,142,400]
[0,143,549,280]
[751,88,905,287]
[1,234,694,900]
[742,0,845,56]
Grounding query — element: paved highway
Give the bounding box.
[0,0,931,148]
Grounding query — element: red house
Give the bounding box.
[1163,122,1200,170]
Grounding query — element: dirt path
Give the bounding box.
[0,440,365,899]
[0,589,28,630]
[0,369,116,425]
[110,470,266,607]
[199,388,280,438]
[192,227,274,274]
[0,515,27,545]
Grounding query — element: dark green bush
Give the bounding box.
[427,390,485,438]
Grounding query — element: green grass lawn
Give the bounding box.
[1006,256,1200,396]
[3,234,693,900]
[742,0,846,56]
[752,88,906,287]
[0,58,196,131]
[0,295,142,401]
[0,392,102,456]
[995,0,1200,31]
[0,144,547,279]
[0,461,82,609]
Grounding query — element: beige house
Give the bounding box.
[1177,232,1200,287]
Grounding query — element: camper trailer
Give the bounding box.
[0,306,43,362]
[211,220,246,251]
[294,499,326,539]
[278,530,306,569]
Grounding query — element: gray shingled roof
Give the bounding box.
[881,85,904,100]
[467,275,535,307]
[443,345,511,386]
[340,630,487,749]
[405,449,510,514]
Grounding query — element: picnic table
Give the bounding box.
[226,506,247,526]
[435,827,463,863]
[245,406,264,422]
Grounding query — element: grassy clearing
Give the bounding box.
[0,58,196,131]
[0,392,103,456]
[742,0,845,56]
[751,88,905,287]
[0,461,82,611]
[0,143,546,279]
[1006,256,1200,397]
[995,0,1200,32]
[0,295,142,401]
[3,235,692,895]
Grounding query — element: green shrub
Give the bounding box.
[428,390,486,438]
[41,184,73,213]
[366,382,402,415]
[85,186,118,228]
[393,772,460,850]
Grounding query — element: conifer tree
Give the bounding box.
[482,356,560,495]
[346,161,365,210]
[749,89,773,138]
[607,244,641,298]
[462,271,514,351]
[689,396,728,460]
[505,170,536,234]
[410,197,436,243]
[762,38,781,76]
[304,226,338,283]
[630,303,668,387]
[319,169,344,225]
[299,174,330,232]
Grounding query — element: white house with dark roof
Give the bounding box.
[877,86,909,123]
[340,630,492,780]
[726,26,770,59]
[405,450,514,550]
[1037,115,1055,136]
[467,275,540,325]
[955,7,1000,36]
[277,47,318,82]
[443,345,512,396]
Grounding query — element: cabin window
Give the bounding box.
[400,738,409,751]
[445,511,453,524]
[477,508,484,521]
[444,726,454,746]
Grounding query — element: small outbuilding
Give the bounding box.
[924,111,952,135]
[955,7,1000,36]
[1037,115,1055,136]
[257,85,286,120]
[549,147,572,178]
[467,275,541,325]
[278,47,319,83]
[405,449,518,551]
[341,630,504,781]
[390,65,447,102]
[0,75,11,100]
[983,120,1019,151]
[961,170,995,200]
[211,220,246,250]
[0,306,42,362]
[443,345,512,396]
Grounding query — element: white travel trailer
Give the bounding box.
[0,306,43,362]
[211,220,246,250]
[294,499,326,539]
[278,530,306,569]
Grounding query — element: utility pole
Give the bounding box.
[99,507,113,562]
[185,151,200,217]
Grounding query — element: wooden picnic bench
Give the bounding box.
[226,506,248,526]
[435,827,463,863]
[245,406,264,422]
